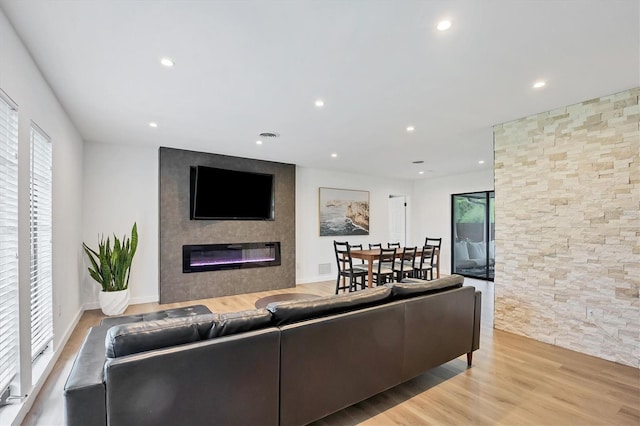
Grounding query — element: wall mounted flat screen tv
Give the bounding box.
[190,165,274,220]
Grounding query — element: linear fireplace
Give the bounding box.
[182,242,281,273]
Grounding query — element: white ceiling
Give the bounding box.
[1,0,638,180]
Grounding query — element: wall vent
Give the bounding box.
[258,132,280,138]
[318,263,332,275]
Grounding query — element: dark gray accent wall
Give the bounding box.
[159,147,295,304]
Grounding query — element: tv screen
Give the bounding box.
[190,165,274,220]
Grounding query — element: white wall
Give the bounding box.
[81,156,417,297]
[295,166,414,283]
[82,141,158,307]
[411,169,494,275]
[81,149,494,299]
[81,148,493,300]
[0,7,84,414]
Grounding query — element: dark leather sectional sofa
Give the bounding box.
[64,275,481,426]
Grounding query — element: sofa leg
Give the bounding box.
[466,352,473,367]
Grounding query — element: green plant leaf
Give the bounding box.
[82,223,137,292]
[125,223,138,287]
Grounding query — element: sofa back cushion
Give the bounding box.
[389,275,464,299]
[267,286,391,326]
[454,242,470,261]
[105,314,217,358]
[207,309,273,338]
[467,241,485,260]
[100,304,212,328]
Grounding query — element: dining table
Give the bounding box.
[350,247,440,288]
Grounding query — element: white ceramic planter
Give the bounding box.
[99,289,130,316]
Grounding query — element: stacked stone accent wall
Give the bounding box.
[493,88,639,368]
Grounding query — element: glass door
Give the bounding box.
[451,191,494,280]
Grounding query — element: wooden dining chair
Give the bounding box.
[333,241,367,294]
[387,242,401,249]
[421,237,441,277]
[393,246,417,282]
[372,248,396,286]
[414,246,435,280]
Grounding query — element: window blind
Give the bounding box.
[29,124,53,360]
[0,92,19,393]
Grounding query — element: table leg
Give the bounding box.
[368,263,374,288]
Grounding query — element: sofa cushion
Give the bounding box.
[389,275,464,299]
[467,242,485,259]
[454,242,470,261]
[105,314,217,358]
[267,286,391,326]
[207,308,273,338]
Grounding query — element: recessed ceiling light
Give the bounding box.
[315,99,325,107]
[533,80,546,89]
[160,57,175,67]
[149,122,158,128]
[419,171,425,175]
[256,140,263,145]
[406,126,415,132]
[478,160,485,164]
[437,20,452,31]
[331,153,338,158]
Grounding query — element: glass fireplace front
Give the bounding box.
[182,242,281,273]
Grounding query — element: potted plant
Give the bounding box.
[83,223,138,315]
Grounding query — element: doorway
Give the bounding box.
[451,191,494,280]
[389,195,406,247]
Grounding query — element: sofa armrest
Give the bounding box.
[64,326,110,426]
[473,290,482,352]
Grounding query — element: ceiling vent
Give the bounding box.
[259,132,280,138]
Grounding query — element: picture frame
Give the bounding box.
[319,187,370,236]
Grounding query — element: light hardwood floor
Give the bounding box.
[20,279,640,425]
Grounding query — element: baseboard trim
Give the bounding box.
[83,294,160,311]
[296,275,333,285]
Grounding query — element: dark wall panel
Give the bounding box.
[159,147,295,303]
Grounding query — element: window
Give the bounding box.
[0,91,19,394]
[29,124,53,360]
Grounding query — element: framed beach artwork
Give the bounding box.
[319,187,370,236]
